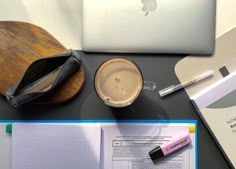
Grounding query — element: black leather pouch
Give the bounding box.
[6,50,82,107]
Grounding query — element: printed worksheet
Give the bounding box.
[101,124,191,169]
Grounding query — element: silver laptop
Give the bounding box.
[82,0,216,54]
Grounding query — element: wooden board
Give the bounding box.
[0,21,85,104]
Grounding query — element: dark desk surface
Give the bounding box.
[0,51,231,169]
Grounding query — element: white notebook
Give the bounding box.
[191,71,236,169]
[11,123,196,169]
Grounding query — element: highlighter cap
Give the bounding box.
[149,146,164,161]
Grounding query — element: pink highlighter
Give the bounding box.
[149,132,192,161]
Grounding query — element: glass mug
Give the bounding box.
[94,58,144,108]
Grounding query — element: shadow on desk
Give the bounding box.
[111,93,170,120]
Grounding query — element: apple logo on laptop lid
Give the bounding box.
[141,0,157,16]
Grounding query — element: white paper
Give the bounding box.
[0,0,82,49]
[12,123,101,169]
[0,124,11,169]
[191,71,236,109]
[101,124,191,169]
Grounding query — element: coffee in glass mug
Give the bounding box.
[94,58,143,107]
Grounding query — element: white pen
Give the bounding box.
[159,71,214,97]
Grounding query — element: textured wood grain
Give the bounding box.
[0,21,85,104]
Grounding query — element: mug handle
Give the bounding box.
[143,81,157,91]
